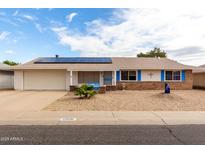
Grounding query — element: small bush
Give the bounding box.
[75,84,97,99]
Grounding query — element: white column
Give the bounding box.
[99,72,104,86]
[14,71,24,90]
[65,71,70,90]
[70,71,73,86]
[112,71,116,85]
[72,71,78,85]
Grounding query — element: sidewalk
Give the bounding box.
[1,111,205,125]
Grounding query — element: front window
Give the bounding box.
[121,71,136,81]
[165,71,181,81]
[129,71,136,80]
[121,71,128,80]
[173,71,180,80]
[166,71,172,80]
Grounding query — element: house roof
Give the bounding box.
[13,57,194,71]
[193,68,205,73]
[0,63,11,71]
[199,64,205,68]
[192,65,205,73]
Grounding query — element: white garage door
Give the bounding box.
[24,70,66,90]
[0,71,14,89]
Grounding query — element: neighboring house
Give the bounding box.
[0,63,14,89]
[193,65,205,89]
[13,56,193,91]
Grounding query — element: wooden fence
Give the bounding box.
[193,73,205,89]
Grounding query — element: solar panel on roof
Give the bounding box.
[34,57,112,64]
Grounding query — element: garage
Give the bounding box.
[0,63,14,89]
[0,70,14,89]
[23,70,66,90]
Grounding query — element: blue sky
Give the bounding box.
[0,8,114,63]
[1,8,205,66]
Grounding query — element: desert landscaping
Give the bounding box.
[44,90,205,111]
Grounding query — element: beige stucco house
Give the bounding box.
[13,56,193,91]
[0,63,14,89]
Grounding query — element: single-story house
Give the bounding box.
[193,65,205,89]
[13,56,193,91]
[0,63,14,89]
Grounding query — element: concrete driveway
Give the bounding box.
[0,90,67,112]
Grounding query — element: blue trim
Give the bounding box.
[182,70,185,81]
[161,70,165,81]
[116,70,120,81]
[138,70,141,81]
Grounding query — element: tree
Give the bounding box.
[3,60,19,66]
[137,47,167,58]
[75,84,97,99]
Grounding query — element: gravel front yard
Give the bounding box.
[44,90,205,111]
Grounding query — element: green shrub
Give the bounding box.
[75,84,97,99]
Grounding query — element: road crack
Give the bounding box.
[152,112,186,145]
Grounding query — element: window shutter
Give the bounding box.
[161,70,165,81]
[182,70,185,81]
[116,70,120,81]
[138,70,141,81]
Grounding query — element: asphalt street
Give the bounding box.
[0,125,205,145]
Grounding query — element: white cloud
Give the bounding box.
[0,32,10,41]
[4,50,14,54]
[50,20,63,27]
[13,10,19,16]
[35,23,46,33]
[52,9,205,66]
[22,14,36,21]
[0,18,18,26]
[66,12,78,23]
[15,17,26,23]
